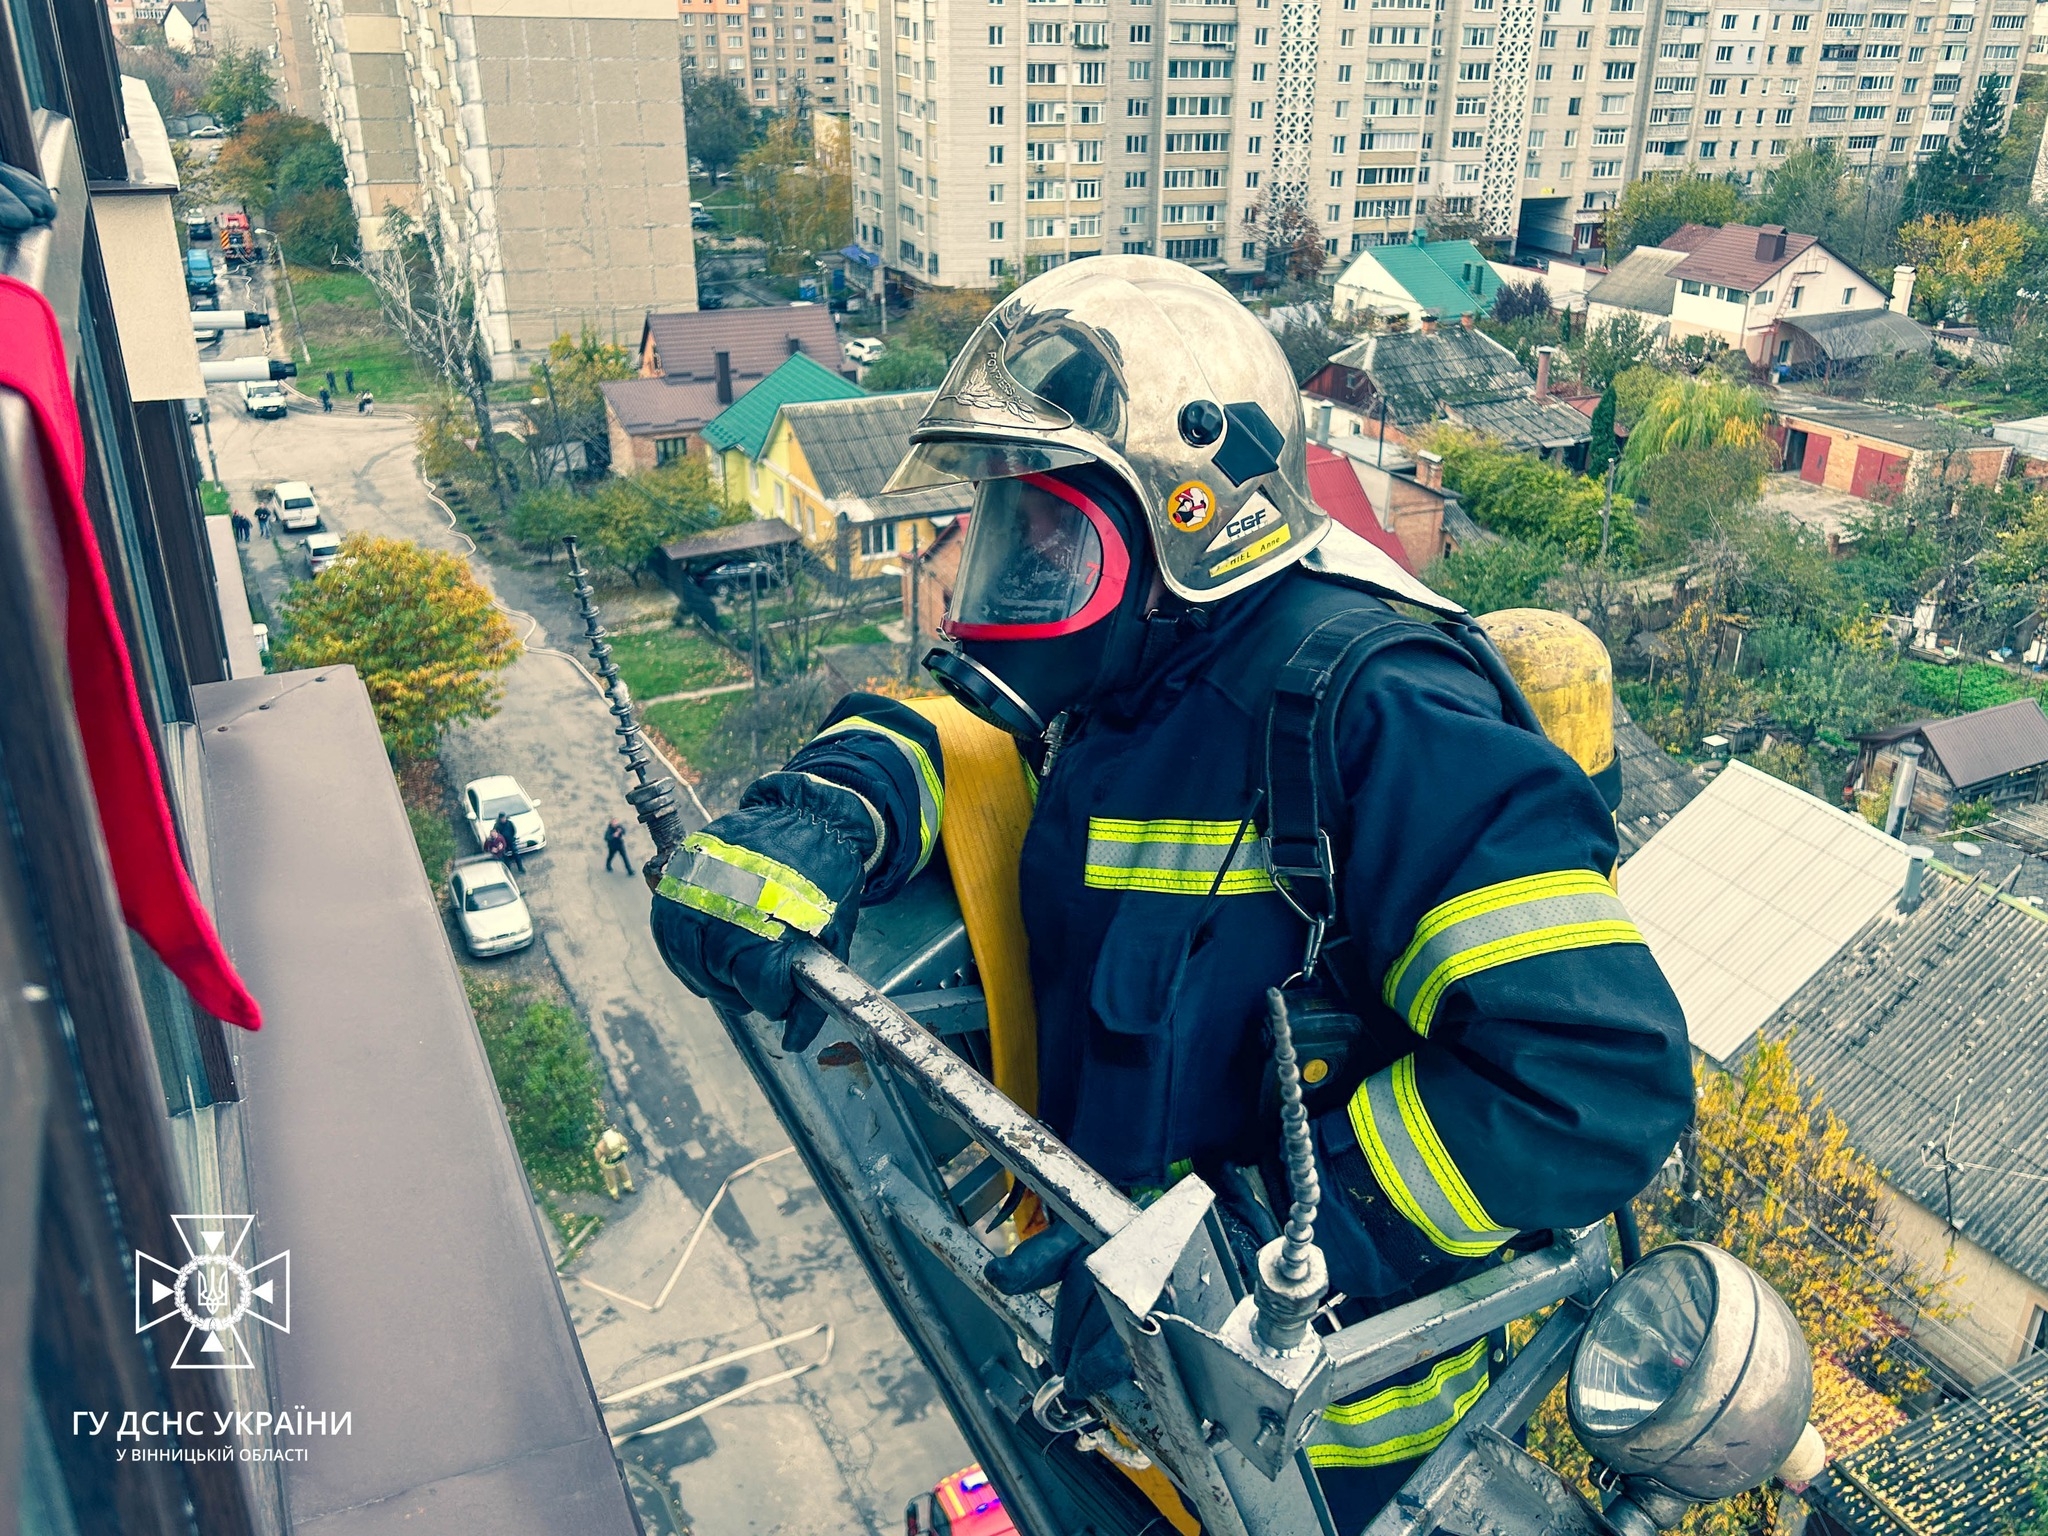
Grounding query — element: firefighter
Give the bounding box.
[593,1126,634,1200]
[650,256,1692,1529]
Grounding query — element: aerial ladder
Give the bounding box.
[562,538,1822,1536]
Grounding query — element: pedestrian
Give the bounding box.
[231,510,252,542]
[324,369,336,393]
[317,385,331,412]
[649,259,1693,1528]
[357,391,374,415]
[593,1126,634,1200]
[492,811,524,874]
[255,503,272,537]
[344,367,354,394]
[604,818,630,873]
[483,826,508,860]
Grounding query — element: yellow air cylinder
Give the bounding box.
[1476,608,1617,790]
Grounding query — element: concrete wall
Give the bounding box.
[1884,1188,2048,1388]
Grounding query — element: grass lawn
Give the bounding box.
[281,265,435,402]
[199,481,230,517]
[643,690,746,772]
[826,621,887,646]
[605,628,750,698]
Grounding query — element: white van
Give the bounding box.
[274,480,321,531]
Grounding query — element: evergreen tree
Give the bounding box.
[1586,386,1618,480]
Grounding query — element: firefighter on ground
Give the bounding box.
[650,256,1693,1529]
[593,1126,634,1200]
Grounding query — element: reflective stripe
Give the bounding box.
[1304,1339,1490,1469]
[1349,1056,1515,1257]
[1082,818,1275,895]
[1383,869,1644,1037]
[812,717,944,875]
[655,832,838,939]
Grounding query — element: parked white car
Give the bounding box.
[273,480,321,531]
[305,530,343,574]
[844,336,885,364]
[448,857,534,957]
[462,775,547,854]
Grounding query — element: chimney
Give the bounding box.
[1415,449,1444,489]
[1891,264,1917,315]
[1314,402,1333,445]
[1756,224,1787,263]
[1535,345,1554,398]
[787,335,802,355]
[714,350,733,405]
[1899,845,1931,913]
[1460,309,1477,330]
[1884,741,1923,838]
[1420,310,1439,335]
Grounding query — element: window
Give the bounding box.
[1167,57,1234,78]
[1464,25,1495,43]
[1167,95,1232,117]
[1594,125,1626,144]
[1025,100,1063,123]
[1789,284,1803,309]
[1606,60,1637,78]
[1609,25,1641,43]
[1127,97,1152,116]
[988,24,1004,42]
[1791,12,1809,29]
[989,144,1005,163]
[1073,21,1107,45]
[1600,92,1632,111]
[1460,62,1493,79]
[1533,94,1552,111]
[1455,96,1488,114]
[1542,28,1559,45]
[1163,236,1220,259]
[1451,128,1484,146]
[989,105,1005,124]
[1568,95,1582,112]
[1164,131,1227,150]
[1126,169,1148,188]
[1715,43,1733,60]
[1126,133,1150,152]
[1077,63,1104,85]
[1130,23,1152,40]
[1785,44,1804,62]
[1709,76,1728,93]
[859,521,898,557]
[2030,1306,2048,1356]
[1662,40,1700,57]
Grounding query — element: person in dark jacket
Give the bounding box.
[604,818,630,873]
[647,258,1692,1529]
[492,811,524,874]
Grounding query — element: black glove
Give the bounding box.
[985,1222,1133,1404]
[651,773,875,1051]
[0,163,57,234]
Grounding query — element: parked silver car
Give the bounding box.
[448,857,534,957]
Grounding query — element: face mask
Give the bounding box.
[924,469,1149,741]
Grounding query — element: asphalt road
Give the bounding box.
[202,269,969,1534]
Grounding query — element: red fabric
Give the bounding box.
[0,276,262,1029]
[1306,444,1416,573]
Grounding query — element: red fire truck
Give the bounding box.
[905,1465,1015,1536]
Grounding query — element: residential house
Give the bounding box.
[700,352,865,495]
[1770,396,2015,501]
[1308,436,1455,574]
[1584,246,1689,337]
[603,305,854,470]
[902,517,965,653]
[1302,317,1593,463]
[1620,762,2048,1387]
[1331,237,1504,327]
[161,0,209,53]
[1853,699,2048,831]
[1305,444,1426,574]
[750,392,973,581]
[1771,307,1931,382]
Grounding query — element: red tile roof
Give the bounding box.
[1661,222,1820,292]
[639,305,849,387]
[1306,445,1415,572]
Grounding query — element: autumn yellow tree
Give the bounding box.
[1523,1039,1953,1535]
[742,112,853,276]
[271,535,521,761]
[1897,212,2028,325]
[1616,368,1771,497]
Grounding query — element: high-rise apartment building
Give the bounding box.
[847,0,2025,293]
[682,0,843,109]
[301,0,698,375]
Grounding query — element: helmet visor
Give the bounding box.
[884,436,1096,495]
[945,474,1131,641]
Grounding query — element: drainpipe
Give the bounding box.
[1884,742,1923,838]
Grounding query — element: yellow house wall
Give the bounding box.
[756,417,943,579]
[1884,1186,2048,1388]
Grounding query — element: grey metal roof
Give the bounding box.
[1777,306,1932,362]
[1811,1353,2048,1536]
[1773,393,2010,455]
[1326,328,1592,450]
[1612,698,1706,863]
[1616,760,1917,1062]
[777,391,976,521]
[598,377,725,436]
[658,519,801,563]
[1585,247,1687,317]
[1766,862,2048,1286]
[1917,699,2048,791]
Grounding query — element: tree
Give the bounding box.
[1896,212,2028,323]
[1616,368,1770,496]
[740,111,852,276]
[510,457,738,577]
[1276,310,1354,385]
[525,329,635,478]
[901,288,998,359]
[1610,361,1675,432]
[1489,277,1552,324]
[1251,191,1328,282]
[863,343,950,391]
[1427,429,1639,560]
[1585,386,1619,480]
[120,32,208,119]
[351,208,505,499]
[270,535,521,761]
[214,113,358,262]
[1608,173,1745,259]
[1638,441,1778,563]
[198,45,276,130]
[1905,80,2017,222]
[1572,313,1657,393]
[683,73,758,181]
[1423,538,1564,613]
[465,978,607,1194]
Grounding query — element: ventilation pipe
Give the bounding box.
[1535,345,1555,398]
[1420,310,1439,335]
[1899,845,1931,913]
[1884,742,1923,838]
[1890,265,1917,316]
[714,350,733,405]
[1756,224,1788,262]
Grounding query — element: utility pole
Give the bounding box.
[1600,457,1617,563]
[199,397,220,484]
[748,564,762,688]
[905,524,921,682]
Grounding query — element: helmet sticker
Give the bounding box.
[1207,522,1292,578]
[1166,480,1217,533]
[1203,494,1280,554]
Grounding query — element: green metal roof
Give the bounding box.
[699,351,864,460]
[1367,239,1503,319]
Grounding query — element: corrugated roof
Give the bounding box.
[640,305,849,385]
[1305,445,1414,572]
[1612,698,1706,863]
[1616,760,1915,1061]
[1774,394,2012,455]
[777,392,976,521]
[700,352,865,461]
[1766,864,2048,1285]
[1324,328,1590,450]
[1812,1354,2048,1536]
[1363,241,1503,319]
[1917,698,2048,791]
[1777,307,1931,362]
[598,377,727,436]
[658,520,801,563]
[1585,247,1687,317]
[1662,222,1820,291]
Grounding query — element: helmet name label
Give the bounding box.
[1205,497,1278,554]
[1208,523,1293,577]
